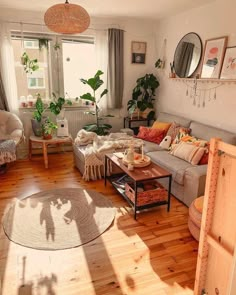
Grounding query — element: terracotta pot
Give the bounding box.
[43,133,52,140]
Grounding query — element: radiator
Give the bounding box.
[19,107,94,140]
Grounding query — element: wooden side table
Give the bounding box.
[29,135,73,168]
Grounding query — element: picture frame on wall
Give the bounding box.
[131,41,146,64]
[220,47,236,79]
[200,36,227,79]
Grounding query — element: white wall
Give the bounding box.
[155,0,236,133]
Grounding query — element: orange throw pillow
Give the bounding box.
[136,126,166,144]
[152,121,172,132]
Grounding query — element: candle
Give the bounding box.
[141,143,144,160]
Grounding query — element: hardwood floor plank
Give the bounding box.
[0,152,198,295]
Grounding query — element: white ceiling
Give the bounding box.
[0,0,215,20]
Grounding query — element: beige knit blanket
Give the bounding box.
[75,130,143,181]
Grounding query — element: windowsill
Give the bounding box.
[19,104,94,110]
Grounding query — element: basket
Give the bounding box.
[125,181,167,206]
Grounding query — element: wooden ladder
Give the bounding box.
[194,138,236,295]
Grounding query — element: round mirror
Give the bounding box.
[174,32,202,78]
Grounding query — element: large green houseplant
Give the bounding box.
[80,70,112,135]
[127,73,159,119]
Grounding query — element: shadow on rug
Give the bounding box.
[2,188,116,250]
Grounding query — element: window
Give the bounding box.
[24,40,39,49]
[12,37,50,99]
[11,33,96,102]
[62,40,96,98]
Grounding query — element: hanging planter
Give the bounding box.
[21,52,39,74]
[53,42,60,51]
[38,38,49,51]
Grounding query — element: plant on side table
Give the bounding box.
[127,73,159,120]
[42,118,57,140]
[80,70,112,135]
[31,94,47,136]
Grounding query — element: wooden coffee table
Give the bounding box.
[104,153,172,219]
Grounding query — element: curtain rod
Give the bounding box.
[4,20,121,31]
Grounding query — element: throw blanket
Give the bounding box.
[0,139,16,165]
[75,130,143,181]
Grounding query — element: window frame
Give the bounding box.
[11,31,95,101]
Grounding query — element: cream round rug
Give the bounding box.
[2,188,116,250]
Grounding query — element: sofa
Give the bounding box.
[143,112,236,207]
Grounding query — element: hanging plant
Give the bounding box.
[53,42,60,51]
[21,52,39,74]
[38,38,49,51]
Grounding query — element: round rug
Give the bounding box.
[2,188,116,250]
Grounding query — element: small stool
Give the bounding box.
[188,196,204,241]
[120,128,134,136]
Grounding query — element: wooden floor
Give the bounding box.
[0,152,198,295]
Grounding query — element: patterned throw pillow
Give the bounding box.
[136,126,166,144]
[166,122,180,141]
[180,135,208,147]
[170,142,206,165]
[172,127,191,145]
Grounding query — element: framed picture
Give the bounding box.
[131,41,146,64]
[220,47,236,79]
[200,36,227,78]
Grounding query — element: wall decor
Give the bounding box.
[131,41,146,64]
[220,46,236,79]
[200,36,227,79]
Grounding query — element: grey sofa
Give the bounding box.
[143,112,236,207]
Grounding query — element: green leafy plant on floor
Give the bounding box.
[127,73,159,120]
[21,52,39,74]
[80,70,112,135]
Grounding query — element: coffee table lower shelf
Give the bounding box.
[107,173,171,219]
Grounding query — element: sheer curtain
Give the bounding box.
[95,29,108,114]
[0,22,18,113]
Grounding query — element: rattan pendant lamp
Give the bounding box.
[44,0,90,34]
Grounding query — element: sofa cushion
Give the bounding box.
[136,126,165,144]
[143,140,164,153]
[190,121,236,144]
[147,150,192,185]
[170,142,205,165]
[158,112,191,128]
[152,121,172,131]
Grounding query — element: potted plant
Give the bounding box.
[21,52,39,74]
[80,70,112,135]
[38,38,49,51]
[49,92,73,117]
[42,118,58,140]
[31,94,47,136]
[127,73,159,120]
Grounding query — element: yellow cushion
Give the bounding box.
[152,121,171,131]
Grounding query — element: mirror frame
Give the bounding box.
[174,32,202,78]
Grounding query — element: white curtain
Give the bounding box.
[0,22,18,114]
[95,29,108,114]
